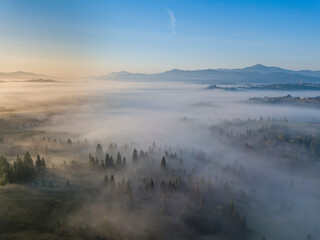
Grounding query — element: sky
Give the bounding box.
[0,0,319,77]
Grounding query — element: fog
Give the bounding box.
[3,80,320,142]
[1,79,320,240]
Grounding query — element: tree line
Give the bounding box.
[0,151,46,185]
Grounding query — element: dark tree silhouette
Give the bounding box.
[132,148,138,164]
[103,174,109,186]
[160,156,167,170]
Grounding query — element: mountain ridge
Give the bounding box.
[0,71,46,79]
[96,64,320,84]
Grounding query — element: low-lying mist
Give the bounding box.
[1,79,320,240]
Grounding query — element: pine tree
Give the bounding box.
[96,143,103,160]
[41,158,46,168]
[160,156,166,170]
[110,174,115,188]
[103,174,109,186]
[35,155,42,168]
[23,151,33,167]
[105,153,110,167]
[116,152,122,167]
[132,148,138,164]
[110,156,114,167]
[0,156,11,185]
[23,151,35,177]
[15,155,25,181]
[122,157,127,167]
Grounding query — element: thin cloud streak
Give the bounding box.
[167,9,176,34]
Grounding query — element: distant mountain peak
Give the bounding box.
[244,64,270,70]
[0,71,45,79]
[250,64,266,68]
[106,71,131,77]
[241,64,287,74]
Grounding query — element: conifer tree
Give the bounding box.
[96,143,103,160]
[35,155,42,168]
[103,174,109,186]
[110,174,115,188]
[160,156,166,170]
[122,157,127,167]
[105,153,110,167]
[110,156,114,167]
[132,148,138,164]
[116,152,122,167]
[23,151,35,177]
[41,158,46,168]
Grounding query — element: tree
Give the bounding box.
[122,157,127,167]
[35,155,42,168]
[116,152,122,168]
[14,155,25,181]
[41,158,46,168]
[160,156,166,170]
[34,155,46,170]
[23,151,33,167]
[0,156,11,185]
[105,153,110,167]
[96,143,103,160]
[149,178,154,189]
[23,151,35,178]
[110,174,115,188]
[103,174,109,186]
[110,156,114,167]
[132,148,138,164]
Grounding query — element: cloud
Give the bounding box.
[167,9,176,34]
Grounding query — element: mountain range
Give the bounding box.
[0,71,45,79]
[95,64,320,85]
[2,65,320,85]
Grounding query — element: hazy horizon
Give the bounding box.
[1,63,320,80]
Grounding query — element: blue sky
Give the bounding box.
[0,0,319,77]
